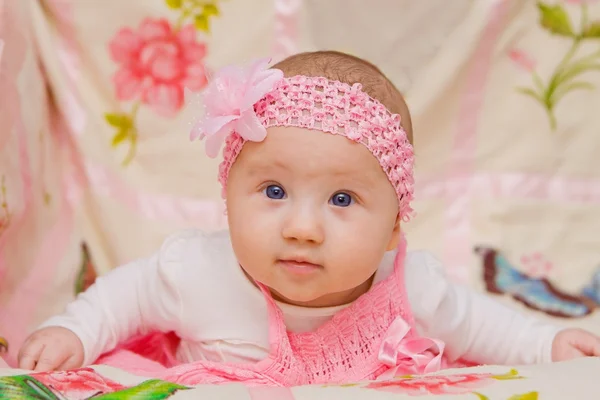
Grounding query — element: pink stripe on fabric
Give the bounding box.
[0,121,33,284]
[272,0,302,61]
[0,101,78,366]
[248,386,296,400]
[419,172,600,203]
[0,0,32,280]
[33,1,86,154]
[0,178,74,367]
[443,0,510,282]
[85,162,227,229]
[0,118,76,366]
[43,0,87,137]
[0,2,37,365]
[81,161,600,236]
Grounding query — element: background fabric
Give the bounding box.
[1,0,600,367]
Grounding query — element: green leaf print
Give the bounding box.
[165,0,183,9]
[74,243,97,295]
[0,376,60,400]
[491,369,524,381]
[537,2,575,37]
[111,128,130,147]
[172,0,221,32]
[105,104,139,165]
[194,14,210,32]
[511,1,600,130]
[508,392,539,400]
[582,21,600,39]
[553,81,595,103]
[104,113,132,129]
[203,3,220,17]
[516,87,544,103]
[94,379,189,400]
[472,391,539,400]
[553,49,600,86]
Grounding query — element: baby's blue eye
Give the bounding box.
[264,184,286,200]
[330,192,353,207]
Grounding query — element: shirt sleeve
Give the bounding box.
[38,233,186,366]
[405,251,563,365]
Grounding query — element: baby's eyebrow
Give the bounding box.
[332,175,378,189]
[245,159,291,174]
[329,165,381,180]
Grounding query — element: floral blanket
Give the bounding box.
[0,358,598,399]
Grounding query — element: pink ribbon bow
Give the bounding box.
[377,317,445,380]
[189,58,284,158]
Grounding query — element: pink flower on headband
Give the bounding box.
[190,58,284,158]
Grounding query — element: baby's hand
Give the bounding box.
[18,327,84,371]
[551,328,600,361]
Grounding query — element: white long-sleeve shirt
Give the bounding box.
[41,230,561,367]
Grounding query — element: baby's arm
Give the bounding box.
[407,252,561,365]
[18,242,183,371]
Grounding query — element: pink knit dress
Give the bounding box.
[96,239,449,386]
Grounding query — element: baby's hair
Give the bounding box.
[272,51,413,144]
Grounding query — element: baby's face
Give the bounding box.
[226,126,400,307]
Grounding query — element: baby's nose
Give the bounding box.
[281,207,324,244]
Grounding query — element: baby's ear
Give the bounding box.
[386,214,402,251]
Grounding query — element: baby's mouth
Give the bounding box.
[277,258,323,274]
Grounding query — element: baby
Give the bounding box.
[18,51,600,385]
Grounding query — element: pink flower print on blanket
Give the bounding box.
[32,368,125,399]
[366,369,523,395]
[1,368,189,399]
[108,18,207,117]
[367,372,495,395]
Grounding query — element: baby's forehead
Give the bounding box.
[238,126,389,182]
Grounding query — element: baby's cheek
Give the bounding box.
[330,245,379,286]
[337,228,386,266]
[230,217,275,278]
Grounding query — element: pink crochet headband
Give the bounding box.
[189,58,415,220]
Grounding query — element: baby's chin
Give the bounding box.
[268,285,326,307]
[268,282,367,308]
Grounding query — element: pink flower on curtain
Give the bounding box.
[508,49,536,72]
[104,3,221,165]
[108,18,207,117]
